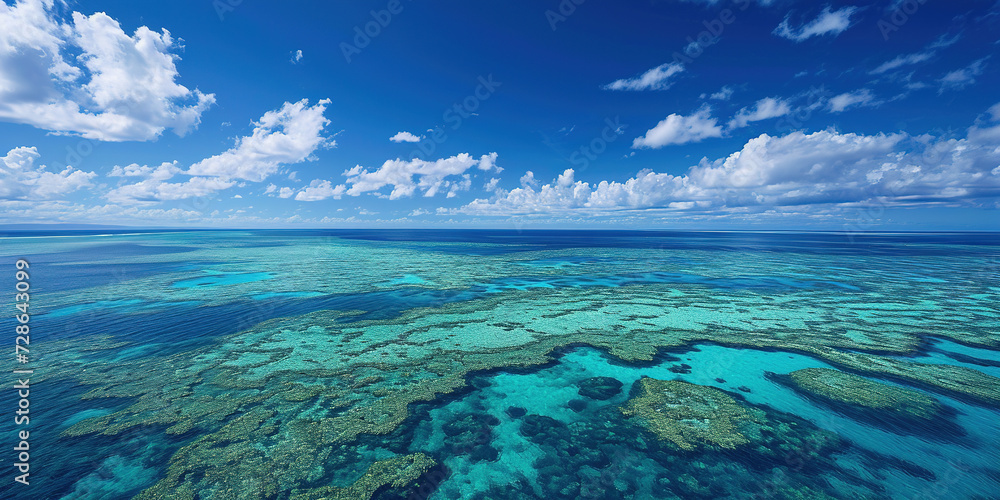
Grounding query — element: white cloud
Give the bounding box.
[828,89,880,113]
[409,208,431,216]
[484,177,501,192]
[633,105,723,148]
[939,57,989,93]
[187,98,331,181]
[106,99,332,204]
[967,102,1000,144]
[603,63,684,91]
[871,52,934,74]
[389,131,421,143]
[0,0,214,141]
[773,6,858,42]
[278,187,294,199]
[291,49,303,64]
[728,97,792,129]
[1,146,97,200]
[476,152,501,172]
[709,86,734,101]
[520,171,539,188]
[341,153,492,199]
[453,119,1000,216]
[871,34,960,75]
[104,163,235,204]
[294,179,345,201]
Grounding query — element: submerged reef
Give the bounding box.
[768,368,963,438]
[28,237,1000,499]
[621,378,760,450]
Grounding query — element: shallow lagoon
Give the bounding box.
[1,230,998,499]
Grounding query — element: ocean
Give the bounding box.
[1,229,998,499]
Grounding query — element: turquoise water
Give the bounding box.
[0,230,998,499]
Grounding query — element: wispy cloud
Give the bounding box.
[939,57,989,93]
[603,63,684,91]
[728,97,792,129]
[773,6,859,42]
[828,89,881,113]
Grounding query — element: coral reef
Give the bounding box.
[621,378,760,450]
[577,376,624,400]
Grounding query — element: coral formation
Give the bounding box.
[621,378,760,450]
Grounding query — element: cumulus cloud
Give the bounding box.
[342,153,490,199]
[453,116,1000,216]
[828,89,881,113]
[520,171,539,188]
[0,146,97,200]
[106,99,332,204]
[967,102,1000,144]
[939,57,989,93]
[294,180,345,201]
[633,105,723,148]
[389,131,421,143]
[0,0,214,141]
[728,97,792,129]
[773,6,858,42]
[603,63,684,91]
[709,86,734,101]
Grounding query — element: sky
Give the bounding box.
[1,0,999,230]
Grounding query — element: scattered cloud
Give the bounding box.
[0,0,215,141]
[939,57,989,93]
[187,98,333,181]
[389,131,422,143]
[633,105,723,148]
[709,86,734,101]
[728,97,792,129]
[828,89,881,113]
[291,49,303,64]
[603,63,684,91]
[106,99,332,204]
[773,6,859,42]
[454,125,1000,216]
[294,179,345,201]
[871,33,960,75]
[341,153,497,199]
[1,146,97,200]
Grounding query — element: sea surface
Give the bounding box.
[0,230,998,499]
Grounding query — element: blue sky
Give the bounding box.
[1,0,999,229]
